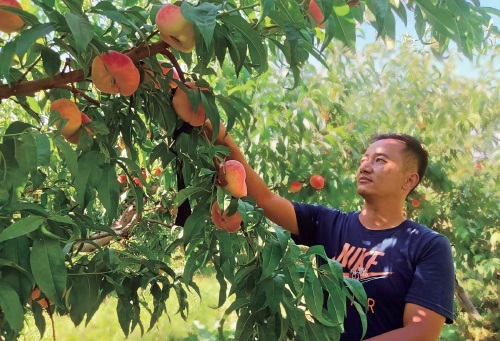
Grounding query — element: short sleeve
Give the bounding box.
[291,202,320,247]
[405,234,455,323]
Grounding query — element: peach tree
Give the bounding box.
[0,0,498,340]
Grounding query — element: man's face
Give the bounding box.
[356,139,412,199]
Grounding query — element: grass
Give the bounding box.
[22,272,236,341]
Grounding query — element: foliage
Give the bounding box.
[0,0,498,340]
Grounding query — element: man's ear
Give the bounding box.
[403,173,419,191]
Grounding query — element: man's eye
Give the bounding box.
[376,158,385,162]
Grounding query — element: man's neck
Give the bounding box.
[359,200,406,230]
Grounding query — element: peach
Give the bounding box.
[81,112,91,124]
[63,113,93,144]
[51,99,82,138]
[91,51,140,96]
[218,160,247,198]
[64,131,80,144]
[30,287,52,309]
[211,201,242,233]
[308,0,326,29]
[117,174,127,184]
[172,81,208,126]
[309,174,325,190]
[0,0,24,33]
[289,181,302,193]
[155,4,196,53]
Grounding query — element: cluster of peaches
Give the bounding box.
[3,3,206,144]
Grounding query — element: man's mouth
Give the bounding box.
[358,176,372,183]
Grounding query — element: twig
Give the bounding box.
[57,85,100,106]
[160,49,185,83]
[145,218,174,229]
[15,55,43,86]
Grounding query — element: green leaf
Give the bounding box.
[0,236,34,304]
[305,319,329,340]
[15,23,56,59]
[415,0,459,42]
[260,239,282,280]
[304,270,337,327]
[174,187,209,208]
[183,245,209,283]
[65,13,94,53]
[0,40,16,83]
[41,47,61,78]
[182,207,207,244]
[323,0,356,51]
[30,233,67,306]
[53,136,78,178]
[344,277,368,310]
[68,273,102,327]
[34,132,51,166]
[259,0,277,25]
[181,2,221,48]
[0,282,24,332]
[319,264,346,325]
[264,275,285,313]
[220,15,268,73]
[0,215,45,242]
[364,0,389,37]
[15,131,37,176]
[391,1,408,26]
[234,308,255,340]
[96,164,119,221]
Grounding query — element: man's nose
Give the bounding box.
[359,160,373,173]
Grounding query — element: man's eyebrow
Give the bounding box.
[361,152,390,158]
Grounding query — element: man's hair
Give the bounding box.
[371,133,429,191]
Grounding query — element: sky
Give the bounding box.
[355,0,500,78]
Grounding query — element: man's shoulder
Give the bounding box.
[402,219,448,239]
[401,220,452,256]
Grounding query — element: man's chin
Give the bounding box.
[356,187,371,198]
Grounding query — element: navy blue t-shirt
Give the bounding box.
[292,203,455,341]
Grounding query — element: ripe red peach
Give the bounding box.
[0,0,24,33]
[91,51,140,96]
[217,160,247,198]
[51,99,82,138]
[308,0,326,29]
[309,174,325,190]
[289,181,302,193]
[172,81,208,127]
[155,4,196,53]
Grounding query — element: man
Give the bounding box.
[207,122,455,341]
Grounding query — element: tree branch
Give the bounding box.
[0,41,169,100]
[72,204,138,252]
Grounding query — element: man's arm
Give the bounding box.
[365,303,446,341]
[205,121,299,235]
